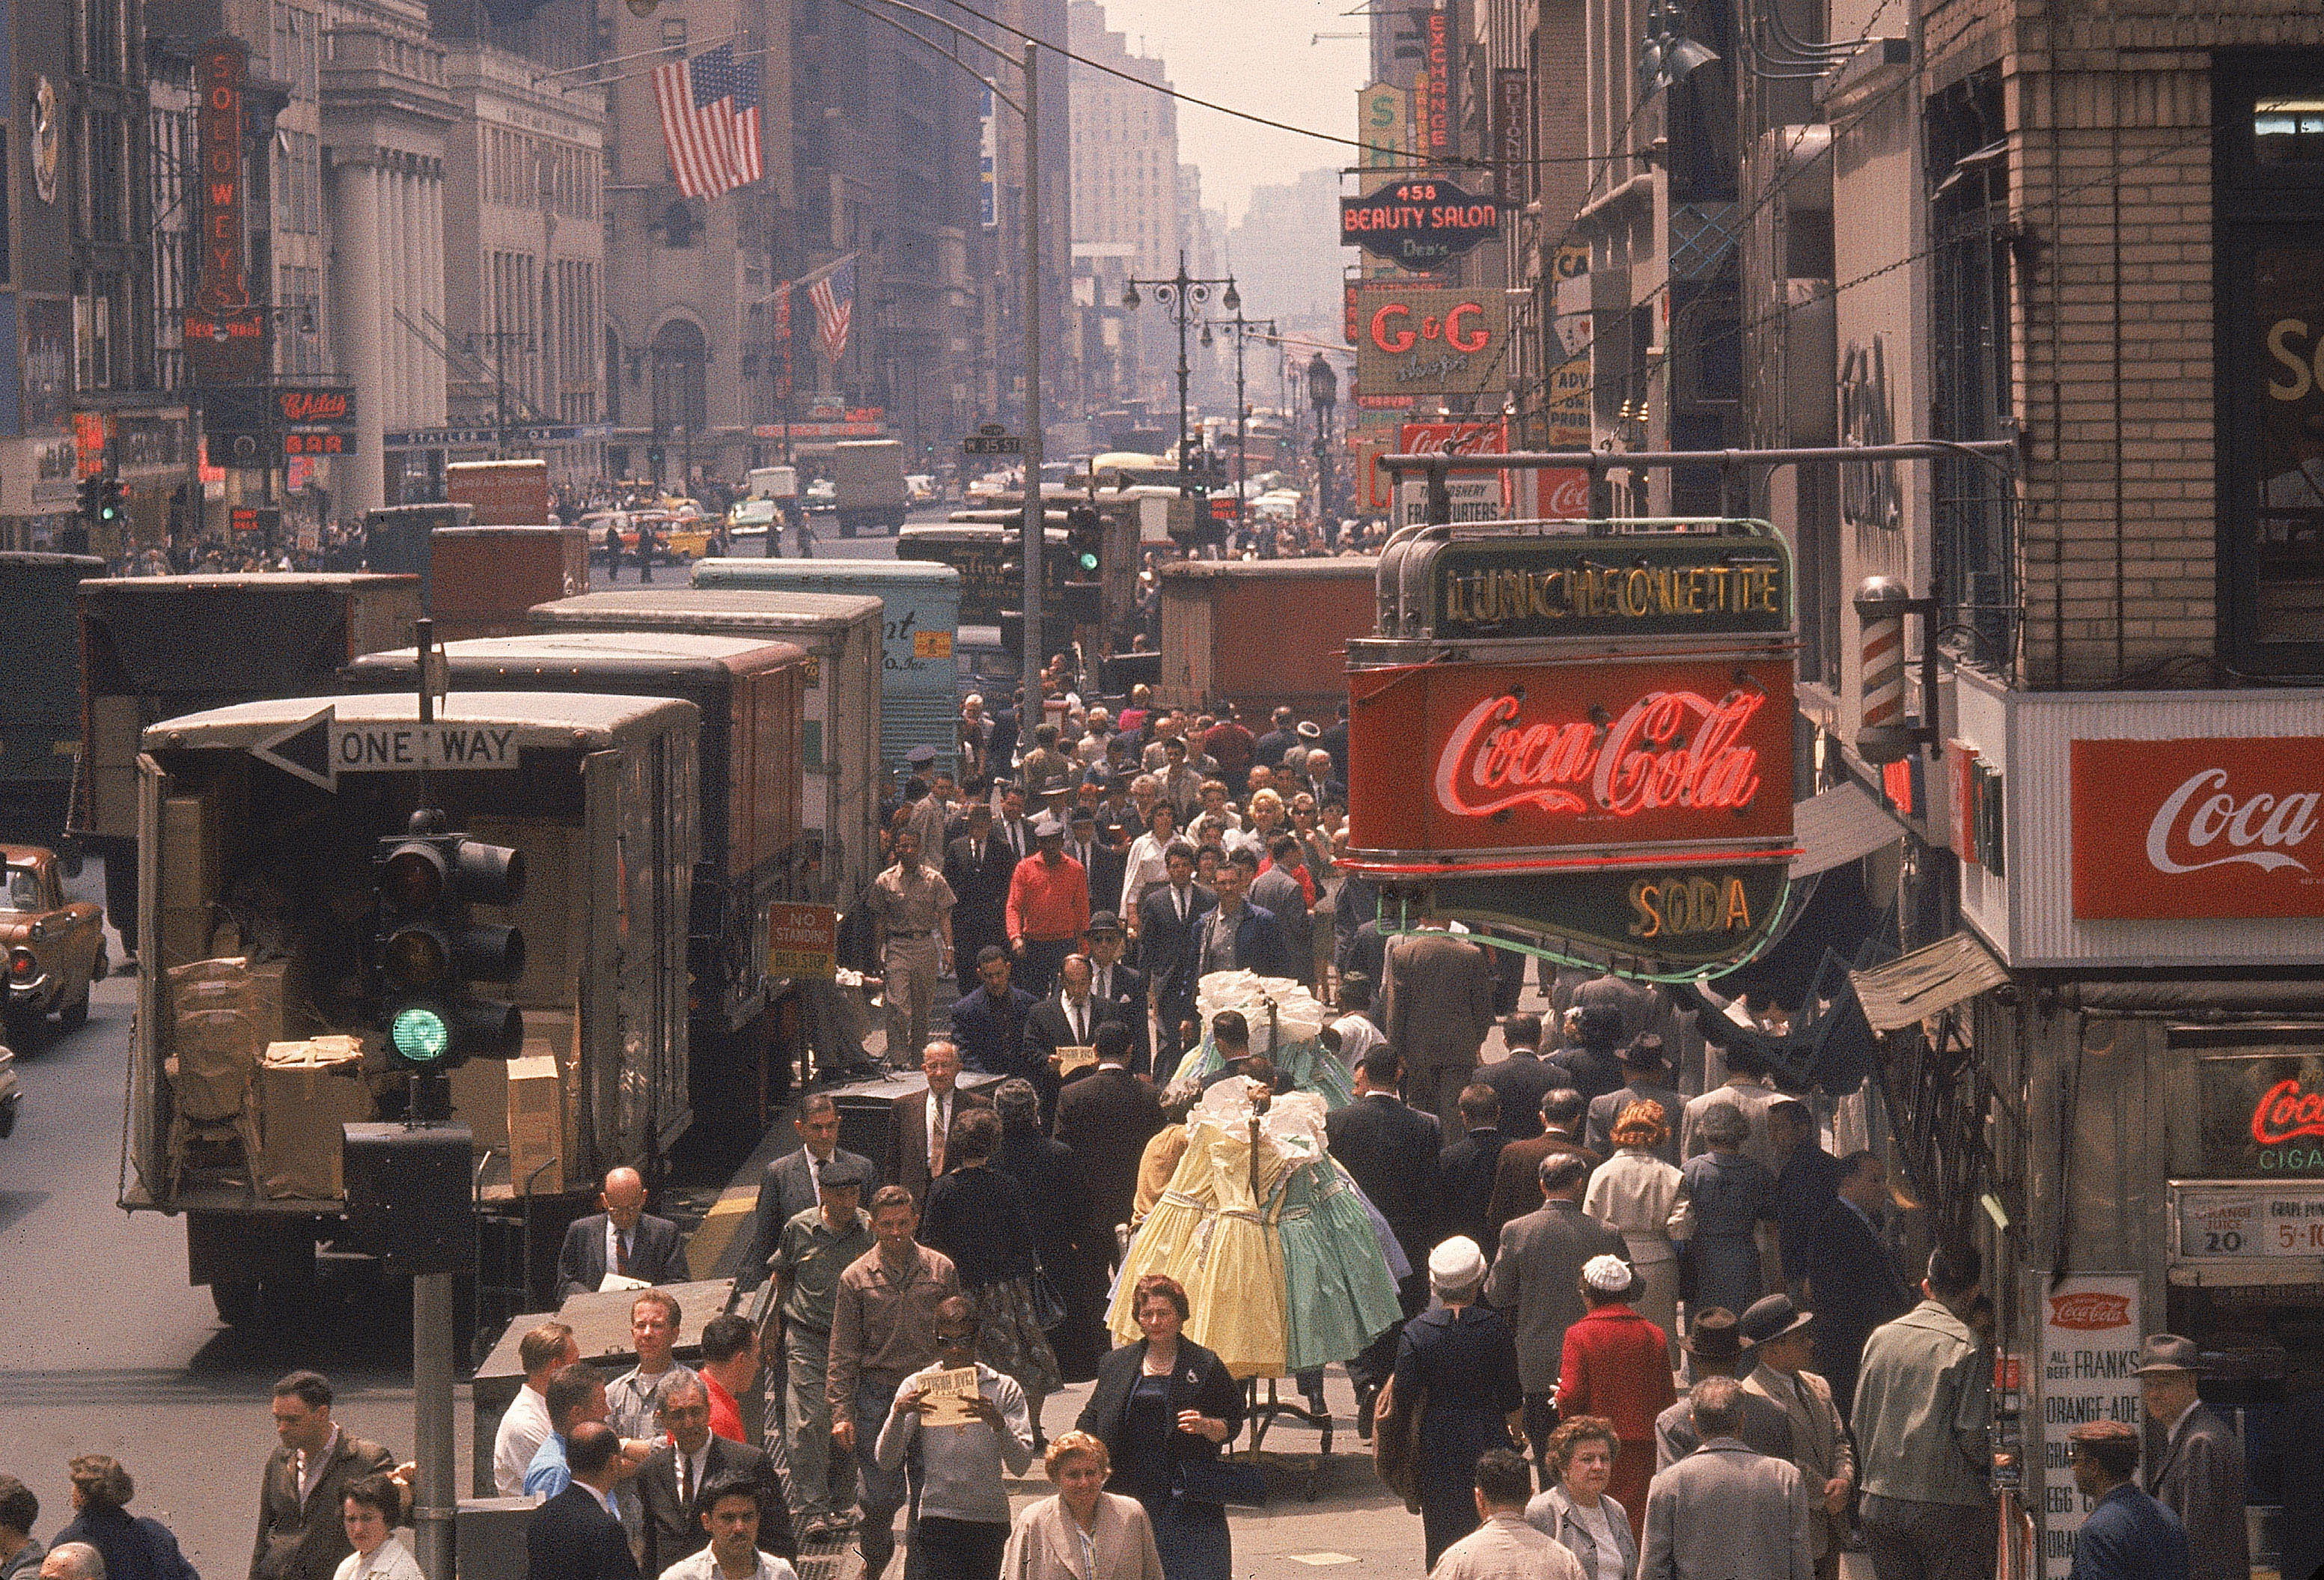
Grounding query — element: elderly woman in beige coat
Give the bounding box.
[1582,1100,1692,1362]
[1001,1432,1165,1580]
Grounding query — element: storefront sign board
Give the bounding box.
[1353,284,1509,396]
[2191,1050,2324,1177]
[2175,1183,2324,1257]
[1412,532,1793,641]
[2070,736,2324,918]
[2036,1272,2142,1580]
[1345,656,1796,858]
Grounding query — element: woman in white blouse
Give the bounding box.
[1117,802,1183,918]
[1581,1099,1692,1363]
[333,1475,421,1580]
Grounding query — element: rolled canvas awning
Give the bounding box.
[1791,778,1900,879]
[1851,930,2009,1033]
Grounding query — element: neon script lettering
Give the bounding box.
[2252,1079,2324,1147]
[1433,689,1766,821]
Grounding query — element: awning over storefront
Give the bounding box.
[1791,778,1900,878]
[1851,930,2009,1033]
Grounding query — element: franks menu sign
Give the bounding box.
[2070,736,2324,918]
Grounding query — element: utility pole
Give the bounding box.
[1020,39,1043,695]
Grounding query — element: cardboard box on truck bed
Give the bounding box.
[258,1036,373,1199]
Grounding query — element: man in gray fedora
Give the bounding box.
[2135,1334,2248,1580]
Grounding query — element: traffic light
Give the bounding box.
[76,476,103,525]
[97,475,125,528]
[1065,506,1102,581]
[374,810,527,1073]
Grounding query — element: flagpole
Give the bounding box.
[1019,38,1043,698]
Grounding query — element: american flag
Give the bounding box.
[808,256,855,365]
[652,43,761,199]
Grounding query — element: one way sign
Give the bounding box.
[251,706,523,791]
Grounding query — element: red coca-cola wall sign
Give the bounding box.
[2070,737,2324,918]
[2047,1290,2132,1332]
[1346,656,1796,863]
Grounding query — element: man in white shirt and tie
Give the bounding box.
[1023,954,1105,1126]
[1079,911,1148,1073]
[888,1039,990,1204]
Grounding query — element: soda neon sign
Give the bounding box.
[1433,688,1768,822]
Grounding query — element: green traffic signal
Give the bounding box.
[390,1005,452,1064]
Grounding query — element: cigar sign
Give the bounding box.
[2069,737,2324,918]
[1355,284,1509,397]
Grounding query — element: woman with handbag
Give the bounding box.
[992,1078,1098,1405]
[920,1106,1064,1433]
[1393,1236,1525,1569]
[1000,1433,1165,1580]
[1074,1274,1248,1580]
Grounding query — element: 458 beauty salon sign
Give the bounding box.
[1355,284,1510,397]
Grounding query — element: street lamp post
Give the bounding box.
[1307,352,1338,529]
[1123,256,1238,498]
[1205,312,1276,531]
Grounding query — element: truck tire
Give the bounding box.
[60,963,94,1033]
[212,1278,264,1327]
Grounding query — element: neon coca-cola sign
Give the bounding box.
[1433,687,1767,822]
[2252,1079,2324,1147]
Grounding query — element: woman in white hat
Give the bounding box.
[1391,1236,1525,1568]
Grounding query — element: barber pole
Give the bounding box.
[1854,577,1912,763]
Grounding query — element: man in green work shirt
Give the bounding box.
[767,1155,876,1540]
[1850,1242,1994,1580]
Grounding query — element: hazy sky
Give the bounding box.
[1087,0,1370,226]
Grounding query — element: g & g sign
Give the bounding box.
[1355,284,1509,397]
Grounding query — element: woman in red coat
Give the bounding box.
[1555,1253,1676,1549]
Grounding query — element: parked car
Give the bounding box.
[1,844,106,1050]
[804,478,838,512]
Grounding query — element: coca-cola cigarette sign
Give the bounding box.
[1346,656,1796,859]
[2070,737,2324,918]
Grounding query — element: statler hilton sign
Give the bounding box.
[1345,522,1800,971]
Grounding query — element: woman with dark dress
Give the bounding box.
[1679,1099,1778,1318]
[49,1457,198,1580]
[1393,1236,1525,1568]
[1075,1274,1246,1580]
[919,1106,1064,1432]
[991,1078,1097,1403]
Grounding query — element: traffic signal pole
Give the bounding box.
[413,1267,456,1579]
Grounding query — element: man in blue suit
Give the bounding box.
[947,945,1039,1081]
[1808,1150,1916,1422]
[1192,854,1292,979]
[2067,1420,2188,1580]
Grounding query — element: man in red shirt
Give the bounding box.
[1201,703,1256,786]
[1004,817,1088,997]
[695,1314,759,1444]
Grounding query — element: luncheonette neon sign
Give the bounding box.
[1433,688,1768,822]
[2252,1079,2324,1147]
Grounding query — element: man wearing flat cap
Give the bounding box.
[2067,1421,2189,1580]
[1739,1295,1855,1580]
[2135,1335,2246,1580]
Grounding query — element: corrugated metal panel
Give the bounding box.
[882,692,957,775]
[1959,667,2324,967]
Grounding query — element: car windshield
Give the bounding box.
[3,867,42,911]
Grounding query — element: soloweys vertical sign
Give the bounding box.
[1346,523,1798,969]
